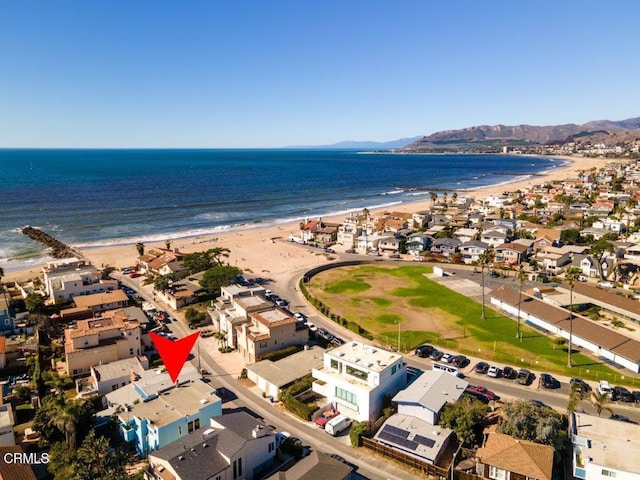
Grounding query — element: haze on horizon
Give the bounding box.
[1,1,639,149]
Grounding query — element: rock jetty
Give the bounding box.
[20,226,84,259]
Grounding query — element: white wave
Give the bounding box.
[405,192,430,197]
[381,189,405,196]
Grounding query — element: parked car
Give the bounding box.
[264,289,274,299]
[415,344,434,358]
[570,377,591,393]
[368,251,381,256]
[475,362,490,374]
[129,272,142,278]
[452,355,468,368]
[389,253,401,259]
[275,298,289,307]
[598,380,612,396]
[317,328,331,339]
[331,337,345,346]
[612,386,635,402]
[540,373,559,389]
[516,369,532,385]
[502,366,518,379]
[633,391,640,403]
[345,249,356,254]
[293,312,308,322]
[598,281,614,289]
[429,349,444,361]
[488,270,499,278]
[487,365,500,378]
[307,323,318,333]
[441,353,454,364]
[324,248,336,254]
[610,414,637,424]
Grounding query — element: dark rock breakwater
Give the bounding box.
[20,226,84,259]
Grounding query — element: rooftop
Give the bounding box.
[393,370,468,414]
[572,412,640,473]
[326,340,402,373]
[247,347,324,389]
[92,356,146,382]
[250,308,297,327]
[0,404,14,428]
[72,289,128,308]
[266,451,352,480]
[478,432,554,480]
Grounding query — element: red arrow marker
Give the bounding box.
[149,331,200,383]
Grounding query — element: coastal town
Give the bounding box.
[1,154,640,480]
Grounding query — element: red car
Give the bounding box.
[129,272,142,278]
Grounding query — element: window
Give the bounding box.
[269,442,274,452]
[233,460,237,479]
[238,457,242,477]
[178,425,182,435]
[259,341,267,348]
[346,365,368,381]
[330,359,339,371]
[489,465,509,480]
[129,348,134,355]
[335,387,357,405]
[195,418,200,429]
[601,470,617,478]
[391,364,397,374]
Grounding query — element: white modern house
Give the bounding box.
[570,412,640,480]
[312,341,407,422]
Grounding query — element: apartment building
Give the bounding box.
[42,259,117,303]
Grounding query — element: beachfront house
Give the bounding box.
[42,259,118,303]
[337,217,362,248]
[235,307,308,363]
[356,234,391,254]
[495,242,530,266]
[64,309,142,377]
[147,412,277,480]
[70,289,129,314]
[378,236,403,255]
[311,341,407,422]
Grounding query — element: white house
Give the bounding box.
[312,341,407,422]
[459,240,489,265]
[570,412,640,480]
[43,259,117,303]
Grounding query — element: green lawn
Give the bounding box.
[309,265,638,386]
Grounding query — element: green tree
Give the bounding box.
[183,251,213,274]
[48,430,129,480]
[429,192,437,206]
[13,384,31,403]
[209,247,231,266]
[567,383,585,413]
[135,242,145,256]
[25,292,45,313]
[590,391,613,417]
[154,274,172,293]
[560,228,582,245]
[33,395,95,447]
[199,265,241,295]
[498,401,565,453]
[439,397,489,446]
[165,239,172,250]
[590,237,615,280]
[565,267,581,367]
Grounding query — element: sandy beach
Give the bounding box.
[2,154,613,285]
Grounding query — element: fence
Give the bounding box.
[361,437,448,477]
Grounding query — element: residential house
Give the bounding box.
[453,227,479,244]
[266,451,352,480]
[69,289,129,314]
[146,412,277,480]
[64,309,142,377]
[430,238,461,258]
[336,217,362,248]
[460,240,489,265]
[576,255,599,278]
[580,228,611,241]
[312,341,407,422]
[624,243,640,262]
[476,431,554,480]
[532,232,561,252]
[592,218,626,233]
[247,347,323,399]
[146,250,186,276]
[103,367,222,458]
[158,260,188,280]
[356,234,393,254]
[0,338,5,369]
[236,307,308,363]
[76,356,150,396]
[495,243,530,266]
[42,259,117,303]
[0,298,13,334]
[535,249,571,275]
[211,285,272,349]
[378,236,403,255]
[481,230,508,248]
[411,211,432,229]
[570,412,640,480]
[300,219,339,246]
[0,404,15,447]
[405,233,433,255]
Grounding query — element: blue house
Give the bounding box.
[0,298,13,334]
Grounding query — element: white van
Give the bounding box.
[433,362,462,377]
[325,414,352,436]
[200,327,216,338]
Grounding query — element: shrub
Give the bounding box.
[259,345,301,362]
[350,421,369,447]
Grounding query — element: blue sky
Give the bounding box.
[1,1,639,148]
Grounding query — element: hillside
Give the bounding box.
[403,117,640,151]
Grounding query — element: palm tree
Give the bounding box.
[452,192,458,205]
[165,240,172,250]
[209,247,231,266]
[443,192,448,206]
[567,383,585,413]
[478,246,495,320]
[135,242,145,256]
[565,267,581,367]
[590,391,613,417]
[429,192,437,207]
[516,266,527,340]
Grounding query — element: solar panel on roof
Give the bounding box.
[381,424,410,438]
[414,434,436,448]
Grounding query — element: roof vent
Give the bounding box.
[203,443,208,448]
[203,428,215,435]
[179,456,185,461]
[158,466,165,472]
[200,399,208,404]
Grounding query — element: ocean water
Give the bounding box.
[0,149,563,271]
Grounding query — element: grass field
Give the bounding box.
[308,264,637,385]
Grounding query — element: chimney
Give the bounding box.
[252,424,266,438]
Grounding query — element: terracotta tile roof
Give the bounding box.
[0,446,37,480]
[477,432,553,480]
[303,220,320,231]
[495,242,529,253]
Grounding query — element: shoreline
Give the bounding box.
[1,154,612,284]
